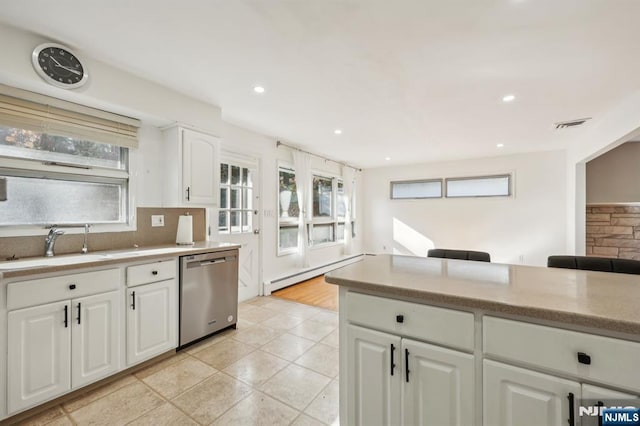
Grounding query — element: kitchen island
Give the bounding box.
[325,254,640,426]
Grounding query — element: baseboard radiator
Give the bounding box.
[263,254,364,295]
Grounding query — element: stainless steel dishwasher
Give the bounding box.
[179,250,238,348]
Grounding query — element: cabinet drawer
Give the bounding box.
[345,291,474,351]
[127,260,176,287]
[7,268,120,311]
[484,316,640,393]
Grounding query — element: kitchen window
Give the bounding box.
[218,162,254,234]
[278,165,355,254]
[278,166,300,254]
[0,91,138,232]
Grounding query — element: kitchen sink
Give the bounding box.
[0,254,111,270]
[0,246,199,270]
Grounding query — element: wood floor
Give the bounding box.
[272,275,338,312]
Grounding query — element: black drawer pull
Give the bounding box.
[568,392,575,426]
[69,284,76,290]
[152,270,158,275]
[577,352,591,365]
[405,348,410,383]
[77,302,81,325]
[396,315,404,323]
[64,305,68,328]
[390,344,396,376]
[131,291,136,310]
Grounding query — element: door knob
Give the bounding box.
[253,229,260,235]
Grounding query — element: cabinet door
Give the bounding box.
[346,324,401,426]
[484,360,580,426]
[581,384,640,426]
[71,291,120,388]
[403,338,474,426]
[127,280,177,365]
[7,301,71,414]
[182,128,219,205]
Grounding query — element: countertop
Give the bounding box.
[325,254,640,335]
[0,241,240,279]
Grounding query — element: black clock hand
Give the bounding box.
[49,56,82,76]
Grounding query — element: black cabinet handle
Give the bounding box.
[131,291,136,310]
[568,392,575,426]
[396,315,404,323]
[64,305,68,328]
[69,284,76,290]
[186,187,190,201]
[597,401,604,426]
[77,302,81,325]
[577,352,591,365]
[390,344,396,376]
[152,270,158,276]
[405,348,410,383]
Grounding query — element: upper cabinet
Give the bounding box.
[163,126,220,207]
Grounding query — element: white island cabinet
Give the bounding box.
[327,254,640,426]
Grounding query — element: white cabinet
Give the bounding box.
[346,324,401,426]
[344,296,475,426]
[126,280,177,365]
[404,339,474,426]
[7,301,71,414]
[7,289,120,414]
[163,126,220,207]
[125,260,177,366]
[72,291,120,388]
[484,360,580,426]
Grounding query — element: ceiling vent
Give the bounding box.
[554,117,591,129]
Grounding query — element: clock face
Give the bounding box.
[32,43,88,89]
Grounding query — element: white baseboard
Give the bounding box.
[263,254,364,295]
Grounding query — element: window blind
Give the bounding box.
[0,92,139,149]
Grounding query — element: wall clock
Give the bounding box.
[32,43,89,89]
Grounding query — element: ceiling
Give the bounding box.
[1,0,640,168]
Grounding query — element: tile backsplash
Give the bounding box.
[0,207,206,260]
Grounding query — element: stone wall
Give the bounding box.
[586,205,640,259]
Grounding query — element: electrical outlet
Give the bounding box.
[151,215,165,227]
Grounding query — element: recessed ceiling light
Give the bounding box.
[253,86,265,94]
[385,156,391,161]
[502,94,515,102]
[334,129,342,135]
[496,143,505,148]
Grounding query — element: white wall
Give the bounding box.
[0,22,362,295]
[362,150,567,266]
[565,90,640,254]
[586,142,640,204]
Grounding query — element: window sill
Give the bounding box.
[310,241,343,250]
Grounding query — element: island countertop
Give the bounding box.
[325,254,640,335]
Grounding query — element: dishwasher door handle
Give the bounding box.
[199,259,227,266]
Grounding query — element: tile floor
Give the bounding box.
[19,297,339,426]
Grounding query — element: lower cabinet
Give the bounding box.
[126,279,177,366]
[484,360,580,426]
[7,291,120,414]
[346,323,474,426]
[484,360,640,426]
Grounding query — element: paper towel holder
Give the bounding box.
[176,212,195,246]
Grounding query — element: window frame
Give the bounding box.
[277,163,300,256]
[277,164,356,255]
[444,174,512,198]
[217,159,256,235]
[390,178,443,200]
[0,146,136,237]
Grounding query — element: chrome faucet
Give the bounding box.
[44,227,65,257]
[81,224,90,254]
